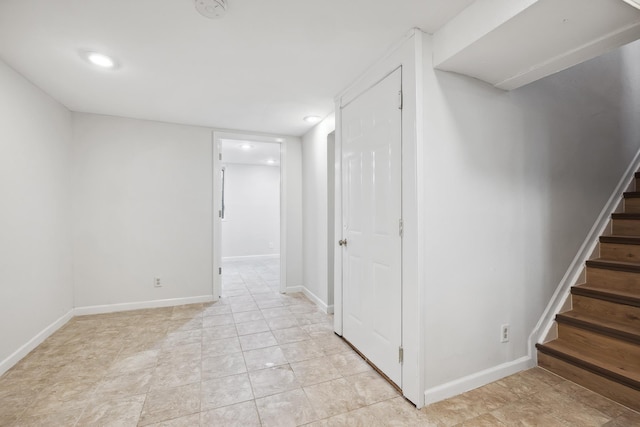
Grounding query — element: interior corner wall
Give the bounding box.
[421,37,640,392]
[221,163,280,258]
[71,113,214,308]
[301,114,336,308]
[0,60,73,371]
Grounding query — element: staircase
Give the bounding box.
[536,173,640,412]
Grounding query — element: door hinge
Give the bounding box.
[398,90,403,110]
[218,267,222,275]
[219,153,222,160]
[218,210,222,218]
[399,346,404,363]
[399,219,404,237]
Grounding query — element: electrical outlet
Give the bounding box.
[501,324,510,343]
[154,277,162,288]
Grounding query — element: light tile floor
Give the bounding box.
[1,258,639,426]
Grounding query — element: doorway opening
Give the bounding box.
[213,132,286,300]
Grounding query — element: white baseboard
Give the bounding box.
[74,295,215,316]
[222,254,280,262]
[424,356,534,405]
[0,309,74,377]
[285,286,304,293]
[301,287,333,314]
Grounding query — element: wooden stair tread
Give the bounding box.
[586,258,640,272]
[635,171,640,179]
[612,213,640,220]
[572,285,640,307]
[600,235,640,245]
[536,340,640,390]
[623,192,640,198]
[556,311,640,344]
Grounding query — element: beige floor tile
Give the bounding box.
[552,380,631,419]
[165,316,203,332]
[14,408,81,427]
[529,387,611,426]
[150,359,201,389]
[248,365,300,398]
[421,392,485,427]
[201,337,241,357]
[453,413,507,426]
[239,331,278,351]
[495,370,554,398]
[201,400,261,426]
[230,302,260,313]
[243,345,288,371]
[266,316,299,331]
[202,352,246,380]
[272,326,310,344]
[490,398,567,426]
[201,373,254,410]
[345,370,399,405]
[280,340,325,363]
[255,389,320,427]
[162,330,202,347]
[203,304,232,317]
[261,307,292,319]
[290,357,341,386]
[233,310,264,323]
[146,413,201,426]
[236,320,270,336]
[76,394,146,427]
[328,352,372,376]
[604,410,640,427]
[304,377,366,419]
[109,349,159,374]
[139,383,201,426]
[203,314,235,328]
[95,368,154,399]
[313,335,351,355]
[202,325,237,341]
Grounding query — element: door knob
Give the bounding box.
[338,239,348,246]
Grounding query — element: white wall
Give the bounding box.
[222,163,280,258]
[72,113,214,308]
[0,60,73,371]
[284,138,304,290]
[421,38,640,391]
[301,115,336,308]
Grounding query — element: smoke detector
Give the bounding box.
[195,0,227,18]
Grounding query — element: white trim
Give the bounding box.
[222,254,280,262]
[74,295,215,316]
[424,356,534,405]
[285,285,304,294]
[334,28,425,407]
[212,131,289,298]
[302,286,334,314]
[531,148,640,353]
[0,309,74,376]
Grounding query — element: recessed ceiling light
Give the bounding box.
[81,51,117,69]
[266,159,276,165]
[275,138,284,143]
[240,143,252,151]
[622,0,640,10]
[304,115,321,124]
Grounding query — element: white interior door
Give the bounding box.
[341,68,402,386]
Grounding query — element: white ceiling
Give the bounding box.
[221,139,280,166]
[0,0,474,136]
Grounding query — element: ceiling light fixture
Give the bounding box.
[195,0,227,18]
[82,51,117,69]
[304,115,321,124]
[240,143,252,151]
[622,0,640,9]
[266,159,276,165]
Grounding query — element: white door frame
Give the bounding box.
[212,131,289,299]
[333,29,425,407]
